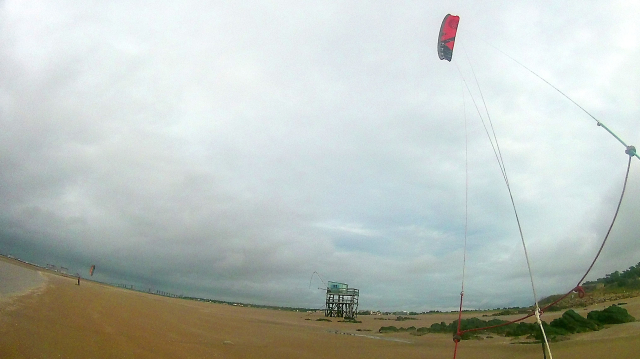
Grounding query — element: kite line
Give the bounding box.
[452,65,469,359]
[438,13,637,359]
[453,47,553,358]
[484,42,638,161]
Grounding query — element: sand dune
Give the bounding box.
[2,257,640,358]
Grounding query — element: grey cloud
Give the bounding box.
[1,1,638,311]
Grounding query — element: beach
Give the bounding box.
[1,256,640,358]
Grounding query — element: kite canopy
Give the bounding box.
[437,14,460,61]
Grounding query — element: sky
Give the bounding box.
[1,1,639,312]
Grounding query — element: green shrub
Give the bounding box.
[379,305,633,341]
[428,321,450,333]
[379,326,399,333]
[550,310,600,333]
[587,305,635,325]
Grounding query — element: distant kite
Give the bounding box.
[437,14,460,61]
[90,265,95,276]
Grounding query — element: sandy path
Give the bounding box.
[1,257,639,358]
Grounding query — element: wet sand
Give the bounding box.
[1,256,640,358]
[0,258,46,299]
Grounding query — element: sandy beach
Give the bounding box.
[1,256,640,359]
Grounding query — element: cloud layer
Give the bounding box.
[1,1,639,311]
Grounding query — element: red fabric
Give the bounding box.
[440,15,459,52]
[438,14,460,61]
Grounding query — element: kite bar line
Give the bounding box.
[452,48,637,358]
[457,47,546,308]
[453,71,470,359]
[444,20,635,359]
[454,49,552,358]
[486,43,639,161]
[532,153,633,312]
[454,151,633,343]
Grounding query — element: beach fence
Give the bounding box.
[111,283,182,298]
[154,290,180,298]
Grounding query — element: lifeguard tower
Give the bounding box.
[325,281,359,319]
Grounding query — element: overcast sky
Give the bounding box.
[1,1,639,312]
